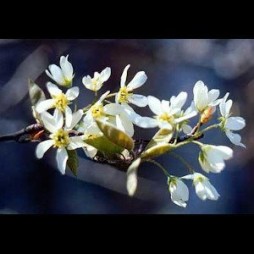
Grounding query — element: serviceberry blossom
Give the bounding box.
[199,144,233,173]
[168,177,189,208]
[193,81,221,113]
[183,173,220,201]
[6,55,245,209]
[82,67,111,92]
[219,93,246,148]
[35,109,84,174]
[36,82,79,113]
[46,55,74,87]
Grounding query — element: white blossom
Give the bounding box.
[115,64,148,107]
[219,93,246,148]
[183,173,220,201]
[168,178,189,208]
[135,93,196,130]
[35,109,84,174]
[46,55,74,87]
[199,144,233,173]
[193,81,221,113]
[36,82,79,114]
[82,67,111,92]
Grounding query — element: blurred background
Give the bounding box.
[0,39,252,214]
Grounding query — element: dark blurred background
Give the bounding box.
[0,39,252,214]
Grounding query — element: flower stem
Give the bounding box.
[106,93,117,98]
[168,152,195,173]
[200,123,220,133]
[145,159,171,177]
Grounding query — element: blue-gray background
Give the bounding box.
[0,39,252,214]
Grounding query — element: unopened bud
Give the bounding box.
[201,106,215,124]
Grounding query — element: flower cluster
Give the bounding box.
[29,55,246,208]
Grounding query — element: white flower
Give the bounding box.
[137,94,196,130]
[115,64,148,107]
[82,67,111,92]
[199,144,233,173]
[183,173,220,201]
[36,82,79,114]
[35,109,84,174]
[219,93,246,148]
[46,55,74,87]
[103,103,135,137]
[83,91,110,123]
[193,81,221,113]
[168,178,189,208]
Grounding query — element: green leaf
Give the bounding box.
[28,79,46,106]
[145,128,173,150]
[126,158,141,196]
[84,135,124,155]
[67,150,79,176]
[140,143,172,160]
[140,128,173,159]
[96,120,134,151]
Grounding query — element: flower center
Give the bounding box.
[52,129,70,148]
[158,112,174,123]
[117,86,131,103]
[53,93,69,111]
[91,104,104,119]
[193,176,205,185]
[91,77,100,91]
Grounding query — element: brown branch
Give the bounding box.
[0,123,44,143]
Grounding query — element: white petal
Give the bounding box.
[48,64,65,85]
[116,114,134,137]
[127,71,147,90]
[56,148,68,175]
[35,140,54,159]
[121,104,138,122]
[128,94,148,107]
[170,179,189,207]
[175,110,197,123]
[69,110,83,130]
[134,116,158,128]
[104,103,122,115]
[66,87,79,101]
[181,174,195,180]
[54,109,64,129]
[41,111,58,133]
[65,107,72,129]
[46,82,62,96]
[121,64,130,87]
[36,99,54,113]
[225,100,233,116]
[82,76,92,89]
[193,80,208,111]
[60,55,73,80]
[68,136,85,150]
[100,67,111,82]
[82,145,97,158]
[225,117,246,131]
[210,145,233,160]
[226,131,246,148]
[161,100,170,112]
[170,92,187,109]
[148,96,162,115]
[195,182,207,200]
[208,89,220,104]
[204,181,220,200]
[219,100,226,117]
